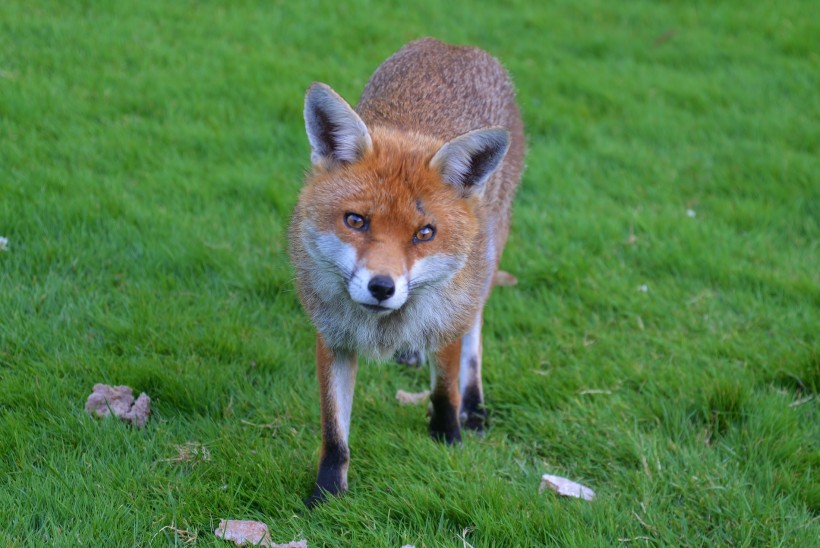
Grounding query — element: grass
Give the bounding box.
[1,0,817,544]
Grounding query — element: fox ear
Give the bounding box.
[304,83,372,166]
[430,128,510,196]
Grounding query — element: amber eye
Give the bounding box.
[344,212,367,231]
[414,224,436,243]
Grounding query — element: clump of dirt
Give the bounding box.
[85,384,151,428]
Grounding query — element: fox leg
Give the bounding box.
[429,339,462,444]
[306,335,357,508]
[459,313,487,432]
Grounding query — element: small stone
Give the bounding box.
[539,474,595,501]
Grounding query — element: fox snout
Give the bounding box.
[367,276,395,300]
[348,268,409,312]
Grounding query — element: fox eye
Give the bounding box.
[344,212,367,231]
[414,224,436,243]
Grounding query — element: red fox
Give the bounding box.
[289,38,524,506]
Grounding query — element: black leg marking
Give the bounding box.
[461,381,488,433]
[305,438,349,508]
[429,391,461,444]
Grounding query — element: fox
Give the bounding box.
[289,37,524,507]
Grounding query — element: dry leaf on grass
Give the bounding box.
[214,519,306,547]
[540,474,595,501]
[493,270,518,287]
[396,389,430,405]
[163,442,211,464]
[85,383,151,428]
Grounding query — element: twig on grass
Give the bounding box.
[687,290,711,306]
[457,527,475,548]
[155,524,197,545]
[789,395,815,408]
[633,511,657,534]
[625,226,638,246]
[618,536,652,543]
[159,442,211,464]
[241,419,280,431]
[653,29,677,47]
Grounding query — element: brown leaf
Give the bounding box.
[214,519,307,547]
[395,389,430,405]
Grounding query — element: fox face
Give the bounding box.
[291,83,510,357]
[302,130,478,311]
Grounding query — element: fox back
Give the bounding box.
[290,38,524,357]
[357,37,525,242]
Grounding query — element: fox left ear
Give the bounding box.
[304,83,372,166]
[430,128,510,196]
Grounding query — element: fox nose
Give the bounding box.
[367,275,395,301]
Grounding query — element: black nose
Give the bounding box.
[367,275,395,301]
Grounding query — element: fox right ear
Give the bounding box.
[304,83,372,166]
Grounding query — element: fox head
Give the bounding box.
[296,83,509,320]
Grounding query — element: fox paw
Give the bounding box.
[462,409,489,435]
[394,349,423,367]
[430,423,462,445]
[305,484,345,509]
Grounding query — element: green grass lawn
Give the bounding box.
[1,0,818,545]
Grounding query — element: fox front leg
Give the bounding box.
[459,313,487,432]
[429,339,462,444]
[306,336,358,508]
